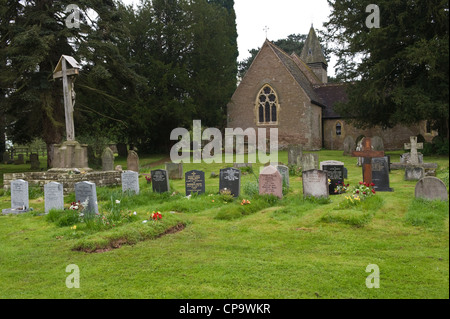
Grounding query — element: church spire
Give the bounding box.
[300,26,328,83]
[300,26,327,66]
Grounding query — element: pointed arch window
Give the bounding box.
[257,85,278,124]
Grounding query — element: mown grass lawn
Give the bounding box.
[0,151,448,299]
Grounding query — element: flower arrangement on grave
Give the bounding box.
[143,211,162,223]
[241,199,251,206]
[144,175,152,184]
[339,182,376,208]
[334,181,350,194]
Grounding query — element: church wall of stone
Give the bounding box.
[323,119,436,150]
[228,43,322,151]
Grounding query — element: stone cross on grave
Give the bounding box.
[404,136,423,165]
[53,55,80,141]
[352,137,385,185]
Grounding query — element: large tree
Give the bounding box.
[322,0,449,138]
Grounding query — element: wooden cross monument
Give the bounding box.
[352,137,385,185]
[404,136,423,165]
[53,55,80,142]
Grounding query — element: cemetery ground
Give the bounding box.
[0,150,448,299]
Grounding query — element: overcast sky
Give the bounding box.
[120,0,336,74]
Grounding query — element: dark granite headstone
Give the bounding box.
[365,157,393,192]
[185,170,205,196]
[219,167,241,197]
[320,161,345,195]
[151,169,170,193]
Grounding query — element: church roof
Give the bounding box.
[313,83,348,119]
[267,41,324,107]
[300,26,328,66]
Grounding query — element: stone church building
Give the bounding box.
[227,27,436,151]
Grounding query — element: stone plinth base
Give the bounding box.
[3,170,122,195]
[53,140,88,169]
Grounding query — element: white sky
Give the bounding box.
[120,0,336,74]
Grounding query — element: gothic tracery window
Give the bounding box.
[257,85,278,124]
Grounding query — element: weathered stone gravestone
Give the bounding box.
[2,151,9,164]
[301,153,319,172]
[75,181,99,215]
[302,169,329,199]
[122,170,140,195]
[415,177,448,201]
[44,182,64,213]
[343,136,355,156]
[2,179,29,214]
[30,153,40,170]
[364,157,393,192]
[259,165,283,199]
[276,165,289,188]
[234,163,252,169]
[166,162,183,180]
[371,136,384,151]
[151,169,170,193]
[404,136,423,165]
[400,152,424,165]
[127,150,139,172]
[185,170,205,196]
[101,147,115,171]
[405,166,425,181]
[219,167,241,197]
[287,145,302,166]
[320,160,345,195]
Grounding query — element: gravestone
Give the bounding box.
[343,136,355,156]
[415,177,448,201]
[364,157,393,191]
[276,165,289,188]
[151,169,170,193]
[166,162,183,180]
[302,169,329,199]
[219,167,241,197]
[15,154,25,165]
[2,151,9,164]
[259,166,283,199]
[185,170,206,196]
[400,152,424,165]
[2,179,29,214]
[301,153,319,172]
[404,136,423,165]
[405,166,425,181]
[320,160,345,195]
[44,182,64,213]
[101,147,115,171]
[30,153,40,170]
[127,150,139,172]
[371,136,384,151]
[234,163,252,169]
[74,181,99,215]
[287,145,302,166]
[122,170,140,195]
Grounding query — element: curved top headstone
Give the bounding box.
[415,177,448,201]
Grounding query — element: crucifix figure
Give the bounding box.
[53,55,80,142]
[352,137,385,185]
[404,136,423,165]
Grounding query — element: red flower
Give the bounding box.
[356,190,359,193]
[363,192,366,195]
[359,182,363,185]
[371,189,376,194]
[370,183,375,187]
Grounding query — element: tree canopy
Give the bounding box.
[0,0,238,161]
[322,0,449,138]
